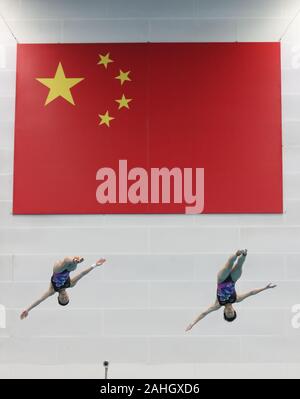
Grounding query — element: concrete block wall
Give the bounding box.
[0,0,300,378]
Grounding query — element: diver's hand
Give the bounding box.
[20,310,29,320]
[266,283,277,290]
[95,258,106,267]
[185,324,194,332]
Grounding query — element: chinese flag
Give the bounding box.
[13,43,283,214]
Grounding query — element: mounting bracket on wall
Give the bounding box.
[0,9,19,43]
[280,6,300,41]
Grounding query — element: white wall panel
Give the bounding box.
[63,20,149,43]
[149,337,241,363]
[8,20,62,43]
[150,227,239,253]
[0,227,148,253]
[237,18,289,42]
[149,19,236,42]
[0,0,299,378]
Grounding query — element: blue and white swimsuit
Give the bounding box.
[51,270,71,292]
[217,276,237,306]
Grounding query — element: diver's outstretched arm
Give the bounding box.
[237,283,277,303]
[186,302,221,332]
[20,285,55,320]
[70,258,106,287]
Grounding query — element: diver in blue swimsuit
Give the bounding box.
[20,256,106,320]
[186,250,277,330]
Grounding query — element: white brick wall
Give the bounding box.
[0,0,300,379]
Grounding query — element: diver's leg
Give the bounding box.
[231,250,248,282]
[218,252,241,283]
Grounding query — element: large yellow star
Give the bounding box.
[99,111,114,127]
[116,94,132,110]
[36,63,84,106]
[115,70,131,86]
[98,53,114,69]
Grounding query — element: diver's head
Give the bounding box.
[224,304,237,322]
[58,289,70,306]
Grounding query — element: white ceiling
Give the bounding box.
[0,0,300,43]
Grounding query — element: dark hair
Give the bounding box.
[224,310,237,322]
[58,297,69,306]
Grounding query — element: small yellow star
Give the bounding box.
[99,111,114,127]
[115,70,131,85]
[36,62,84,106]
[98,53,114,69]
[116,94,132,110]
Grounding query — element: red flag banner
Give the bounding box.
[13,43,282,214]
